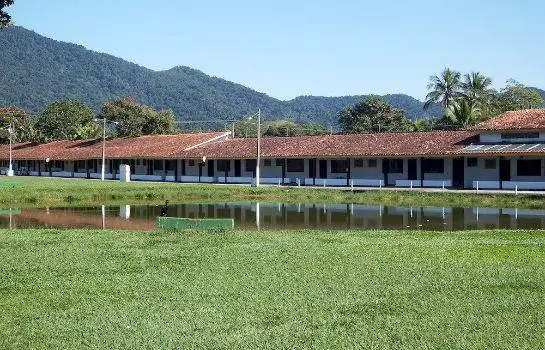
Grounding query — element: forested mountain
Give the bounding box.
[1,26,441,126]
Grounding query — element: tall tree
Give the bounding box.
[461,72,492,102]
[0,0,13,28]
[0,106,37,142]
[338,97,408,133]
[100,96,178,137]
[35,100,100,141]
[424,68,462,110]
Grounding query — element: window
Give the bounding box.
[246,159,257,172]
[467,158,478,167]
[331,159,348,173]
[484,159,496,169]
[368,159,377,168]
[217,159,231,172]
[354,159,364,168]
[153,160,164,171]
[517,159,541,176]
[387,159,403,173]
[142,159,148,166]
[422,159,444,174]
[275,159,284,167]
[287,159,304,172]
[165,160,176,171]
[136,159,141,166]
[501,132,539,140]
[188,159,195,167]
[264,159,272,167]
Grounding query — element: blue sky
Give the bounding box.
[7,0,545,101]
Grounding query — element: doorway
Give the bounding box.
[452,158,464,188]
[207,160,214,177]
[408,159,417,180]
[319,160,327,179]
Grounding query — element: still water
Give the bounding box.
[1,202,545,231]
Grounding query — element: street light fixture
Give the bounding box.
[94,118,119,181]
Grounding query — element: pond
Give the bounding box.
[1,202,545,231]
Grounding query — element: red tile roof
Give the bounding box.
[473,109,545,131]
[181,131,477,159]
[0,132,230,160]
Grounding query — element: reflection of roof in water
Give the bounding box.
[12,208,155,230]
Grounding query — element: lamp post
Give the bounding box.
[7,123,13,177]
[246,109,262,187]
[94,118,119,181]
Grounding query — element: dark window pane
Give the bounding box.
[422,159,444,173]
[217,160,231,172]
[246,159,257,172]
[484,159,496,169]
[501,132,539,139]
[287,159,304,172]
[467,158,478,167]
[388,159,403,173]
[517,159,541,176]
[331,159,347,173]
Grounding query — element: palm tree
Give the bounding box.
[461,72,492,102]
[424,68,462,110]
[445,99,481,129]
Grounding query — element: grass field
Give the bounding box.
[0,175,545,209]
[1,228,544,349]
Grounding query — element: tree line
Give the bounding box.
[339,71,543,133]
[0,97,178,143]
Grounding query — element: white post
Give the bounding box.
[7,123,13,176]
[380,180,382,188]
[515,185,518,195]
[255,109,261,187]
[410,180,413,189]
[442,181,445,191]
[350,179,354,191]
[101,118,106,181]
[255,202,261,231]
[476,181,479,194]
[101,204,106,230]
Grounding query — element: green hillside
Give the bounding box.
[0,26,441,125]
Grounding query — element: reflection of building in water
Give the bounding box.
[1,203,545,231]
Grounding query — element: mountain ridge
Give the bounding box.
[0,26,442,125]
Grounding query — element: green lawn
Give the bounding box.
[1,229,544,349]
[0,175,544,209]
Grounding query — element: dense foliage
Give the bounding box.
[0,0,13,28]
[0,106,37,142]
[35,100,100,141]
[338,97,409,133]
[99,97,178,137]
[0,26,441,129]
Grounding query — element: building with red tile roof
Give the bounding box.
[1,109,545,190]
[473,109,545,131]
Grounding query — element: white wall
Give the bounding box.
[464,157,499,188]
[350,158,383,180]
